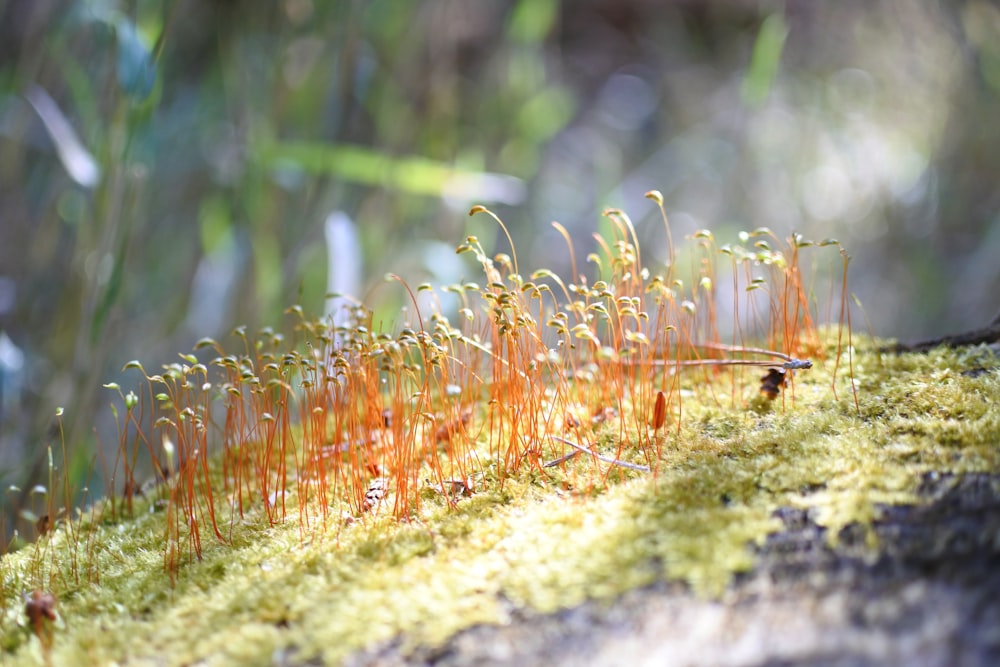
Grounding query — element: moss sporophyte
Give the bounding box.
[4,197,998,666]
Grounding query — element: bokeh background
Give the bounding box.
[2,0,999,537]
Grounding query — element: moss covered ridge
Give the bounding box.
[2,337,998,665]
[1,204,995,664]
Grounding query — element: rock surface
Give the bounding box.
[346,473,1000,667]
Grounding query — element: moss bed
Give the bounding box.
[2,338,999,666]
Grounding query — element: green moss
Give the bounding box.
[2,337,999,665]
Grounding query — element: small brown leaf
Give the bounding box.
[591,405,618,425]
[26,590,57,623]
[363,477,388,512]
[435,409,471,443]
[563,411,581,431]
[26,590,57,647]
[652,391,667,430]
[760,368,786,400]
[434,478,475,497]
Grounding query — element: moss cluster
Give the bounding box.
[1,337,997,665]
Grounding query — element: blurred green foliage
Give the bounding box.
[1,0,999,541]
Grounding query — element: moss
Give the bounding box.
[2,337,999,665]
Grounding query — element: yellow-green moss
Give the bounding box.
[2,337,999,665]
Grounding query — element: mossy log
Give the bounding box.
[2,339,998,666]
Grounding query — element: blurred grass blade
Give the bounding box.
[742,12,788,107]
[114,17,157,102]
[25,86,101,188]
[256,141,525,205]
[90,235,127,345]
[508,0,559,44]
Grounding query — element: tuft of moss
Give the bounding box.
[2,336,998,665]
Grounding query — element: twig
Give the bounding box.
[884,318,1000,353]
[621,341,813,371]
[542,449,581,468]
[634,357,812,370]
[543,435,650,472]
